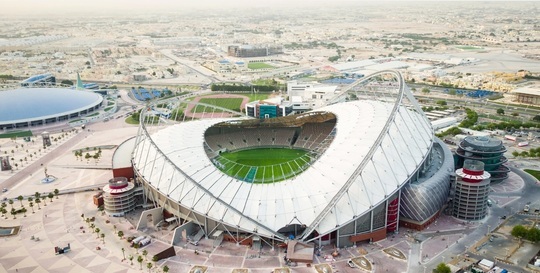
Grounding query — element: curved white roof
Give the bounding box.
[134,99,433,238]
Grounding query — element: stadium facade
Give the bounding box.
[131,70,454,248]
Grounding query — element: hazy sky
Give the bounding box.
[4,0,353,15]
[2,0,529,17]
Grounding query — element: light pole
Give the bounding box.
[423,265,427,273]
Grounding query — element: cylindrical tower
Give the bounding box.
[102,177,137,216]
[453,160,491,220]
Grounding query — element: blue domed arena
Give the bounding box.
[0,87,103,130]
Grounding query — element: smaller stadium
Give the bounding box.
[0,87,103,130]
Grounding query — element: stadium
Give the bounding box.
[132,70,454,249]
[0,87,103,130]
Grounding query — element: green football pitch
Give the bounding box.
[192,97,243,113]
[215,148,311,183]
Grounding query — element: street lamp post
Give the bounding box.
[423,265,427,273]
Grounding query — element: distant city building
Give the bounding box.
[512,86,540,105]
[227,45,283,58]
[453,160,491,220]
[455,136,509,183]
[20,73,55,87]
[245,97,293,118]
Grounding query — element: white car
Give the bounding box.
[347,259,356,268]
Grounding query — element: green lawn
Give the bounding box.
[193,97,243,113]
[216,148,311,183]
[125,116,139,125]
[0,130,33,139]
[456,45,483,50]
[524,169,540,182]
[247,62,275,70]
[230,93,270,102]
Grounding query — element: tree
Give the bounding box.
[8,199,13,209]
[61,79,74,86]
[54,189,59,199]
[533,115,540,122]
[497,108,505,115]
[29,201,34,213]
[100,233,105,243]
[129,255,134,265]
[95,228,101,238]
[511,225,527,240]
[146,262,153,273]
[137,256,144,270]
[421,87,431,94]
[11,208,16,219]
[448,89,457,96]
[121,247,126,260]
[527,227,540,243]
[434,262,451,273]
[512,151,520,158]
[48,192,54,203]
[35,198,41,209]
[142,249,148,260]
[21,207,27,217]
[0,207,6,219]
[163,265,169,273]
[118,230,124,239]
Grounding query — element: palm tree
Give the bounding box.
[90,223,95,232]
[34,192,41,200]
[129,255,134,265]
[100,233,105,243]
[121,247,126,260]
[1,202,6,211]
[163,265,169,273]
[17,195,24,207]
[146,262,153,273]
[8,199,14,209]
[54,189,59,199]
[118,230,124,239]
[95,228,100,238]
[0,208,6,219]
[27,197,33,207]
[21,207,27,217]
[142,250,148,261]
[35,198,41,209]
[11,208,16,219]
[48,192,54,203]
[137,256,143,270]
[29,202,34,213]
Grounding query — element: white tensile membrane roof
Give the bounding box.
[135,98,433,238]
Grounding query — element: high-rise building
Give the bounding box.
[453,160,491,220]
[455,136,509,183]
